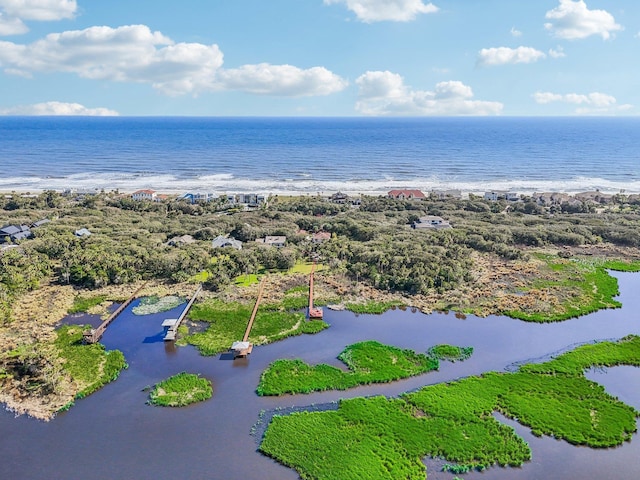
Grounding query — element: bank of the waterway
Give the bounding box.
[1,272,639,480]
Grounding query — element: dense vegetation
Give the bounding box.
[148,372,212,407]
[55,325,127,400]
[2,191,640,324]
[260,335,640,479]
[184,298,328,356]
[258,341,472,395]
[68,294,107,314]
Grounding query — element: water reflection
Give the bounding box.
[0,273,639,480]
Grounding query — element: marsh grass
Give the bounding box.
[55,325,126,399]
[148,372,212,407]
[132,295,185,315]
[260,335,640,479]
[506,257,627,322]
[185,299,327,356]
[68,295,107,314]
[345,300,405,315]
[257,341,472,396]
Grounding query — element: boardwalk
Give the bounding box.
[162,285,202,341]
[230,276,266,358]
[83,283,148,344]
[308,262,323,319]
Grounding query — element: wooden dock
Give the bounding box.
[83,283,148,344]
[163,285,202,341]
[230,277,266,358]
[308,262,323,320]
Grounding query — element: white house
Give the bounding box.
[132,189,157,201]
[412,216,452,230]
[212,235,243,250]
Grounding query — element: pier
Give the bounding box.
[230,276,266,358]
[83,283,148,344]
[162,285,202,341]
[308,262,323,320]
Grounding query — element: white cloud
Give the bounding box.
[0,12,26,35]
[544,0,622,40]
[0,0,76,21]
[355,71,503,116]
[324,0,437,23]
[0,0,76,36]
[548,46,566,58]
[510,27,522,37]
[215,64,348,96]
[0,101,119,115]
[0,24,347,97]
[533,90,632,114]
[477,46,546,67]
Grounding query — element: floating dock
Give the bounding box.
[163,285,202,341]
[230,277,266,358]
[83,283,148,344]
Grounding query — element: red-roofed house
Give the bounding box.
[387,189,426,200]
[132,189,157,201]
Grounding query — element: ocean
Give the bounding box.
[1,116,639,195]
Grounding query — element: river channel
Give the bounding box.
[1,272,639,480]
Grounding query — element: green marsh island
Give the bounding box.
[260,335,640,479]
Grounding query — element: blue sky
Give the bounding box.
[0,0,638,116]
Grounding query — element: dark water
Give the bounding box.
[0,272,639,480]
[1,117,640,194]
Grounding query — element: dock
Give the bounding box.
[163,284,202,341]
[230,277,266,358]
[83,283,148,344]
[308,262,323,320]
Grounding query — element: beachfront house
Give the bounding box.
[132,189,157,201]
[180,192,217,204]
[212,235,243,250]
[412,216,452,230]
[431,189,462,200]
[388,189,426,200]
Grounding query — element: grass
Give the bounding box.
[505,256,629,322]
[234,273,261,286]
[287,262,326,275]
[185,299,328,356]
[259,335,640,479]
[55,325,127,399]
[68,295,107,314]
[132,295,185,315]
[345,300,405,315]
[257,341,471,396]
[148,372,212,407]
[427,344,474,361]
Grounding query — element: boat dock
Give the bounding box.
[83,283,148,344]
[308,262,323,320]
[230,276,266,358]
[163,284,202,341]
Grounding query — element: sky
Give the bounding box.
[0,0,638,116]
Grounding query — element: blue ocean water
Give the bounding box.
[0,116,639,194]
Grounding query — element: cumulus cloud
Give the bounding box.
[544,0,622,40]
[477,47,546,67]
[355,71,503,116]
[324,0,437,23]
[0,12,27,34]
[0,0,76,35]
[216,64,348,96]
[0,101,119,115]
[0,24,347,96]
[533,91,632,114]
